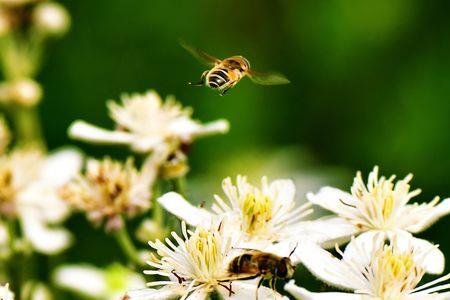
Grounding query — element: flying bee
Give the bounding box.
[181,41,290,96]
[220,246,297,299]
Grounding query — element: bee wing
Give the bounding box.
[180,40,221,67]
[247,69,290,85]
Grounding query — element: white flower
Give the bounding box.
[0,146,82,254]
[68,90,229,153]
[125,221,283,300]
[307,166,450,274]
[285,234,450,300]
[33,2,70,36]
[0,283,14,300]
[158,176,341,255]
[53,264,145,300]
[60,154,162,231]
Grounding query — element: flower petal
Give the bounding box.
[307,187,354,215]
[19,183,69,223]
[171,118,229,141]
[131,136,165,153]
[40,147,83,187]
[285,281,362,300]
[53,265,107,298]
[20,210,72,254]
[293,217,359,249]
[406,198,450,233]
[68,120,134,145]
[217,281,288,300]
[157,192,213,227]
[343,231,385,266]
[124,286,183,300]
[296,241,359,290]
[389,231,445,275]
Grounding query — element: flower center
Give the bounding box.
[370,246,423,299]
[349,167,420,230]
[108,92,190,137]
[240,193,272,236]
[60,158,150,228]
[184,227,223,282]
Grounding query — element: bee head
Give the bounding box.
[276,257,295,280]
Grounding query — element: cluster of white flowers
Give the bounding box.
[0,2,448,299]
[0,117,82,255]
[122,167,450,300]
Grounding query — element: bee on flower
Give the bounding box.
[60,155,162,232]
[285,234,450,300]
[307,166,450,274]
[123,221,286,300]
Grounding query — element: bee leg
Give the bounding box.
[220,86,232,96]
[255,277,264,300]
[269,277,277,291]
[218,282,234,297]
[189,71,207,86]
[220,81,238,96]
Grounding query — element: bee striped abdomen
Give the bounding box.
[207,68,230,89]
[229,254,256,274]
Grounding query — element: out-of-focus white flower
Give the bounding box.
[54,264,145,300]
[125,221,284,300]
[307,166,450,274]
[33,2,70,36]
[0,79,43,106]
[286,234,450,300]
[60,154,163,231]
[158,176,342,257]
[68,90,229,153]
[0,146,82,254]
[0,283,14,300]
[21,282,52,300]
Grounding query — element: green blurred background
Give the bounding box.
[30,0,450,295]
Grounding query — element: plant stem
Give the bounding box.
[10,106,45,148]
[114,221,142,267]
[171,176,187,198]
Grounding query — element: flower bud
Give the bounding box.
[135,219,167,243]
[160,150,189,180]
[9,78,42,106]
[33,2,70,36]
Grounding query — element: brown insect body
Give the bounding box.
[224,250,295,299]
